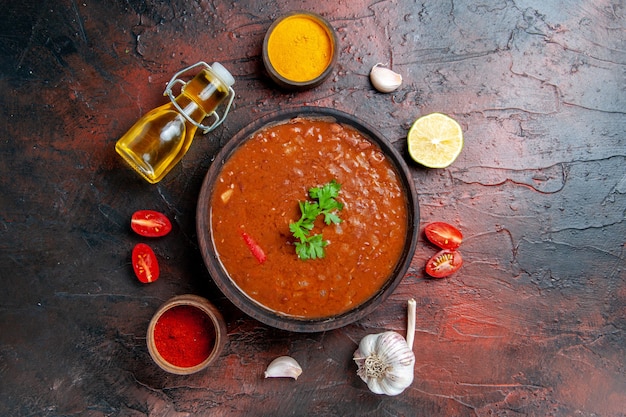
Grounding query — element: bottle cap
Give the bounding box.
[211,62,235,87]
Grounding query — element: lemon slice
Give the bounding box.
[407,113,463,168]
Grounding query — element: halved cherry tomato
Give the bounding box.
[132,243,160,283]
[424,222,463,250]
[425,249,463,278]
[240,230,266,264]
[131,210,172,238]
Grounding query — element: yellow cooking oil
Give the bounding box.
[115,62,234,184]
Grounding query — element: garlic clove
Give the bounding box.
[373,332,415,368]
[367,369,413,396]
[370,63,403,93]
[378,360,415,396]
[264,355,303,380]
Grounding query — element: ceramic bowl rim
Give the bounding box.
[146,294,227,374]
[262,11,338,90]
[196,107,419,332]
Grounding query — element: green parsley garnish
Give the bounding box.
[289,180,343,260]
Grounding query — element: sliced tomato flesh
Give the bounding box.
[131,210,172,238]
[425,249,463,278]
[132,243,160,283]
[425,222,463,250]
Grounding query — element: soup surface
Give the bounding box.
[210,117,408,318]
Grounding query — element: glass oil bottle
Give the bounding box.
[115,62,235,184]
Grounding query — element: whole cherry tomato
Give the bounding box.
[131,210,172,238]
[132,243,160,283]
[424,222,463,250]
[425,249,463,278]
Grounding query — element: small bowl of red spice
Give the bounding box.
[146,294,227,375]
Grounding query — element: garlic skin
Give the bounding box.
[353,331,415,396]
[370,63,403,93]
[353,299,417,396]
[264,356,302,380]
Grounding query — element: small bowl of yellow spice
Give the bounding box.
[263,11,338,90]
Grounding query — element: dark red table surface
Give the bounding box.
[1,1,624,416]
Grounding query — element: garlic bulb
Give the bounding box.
[370,63,403,93]
[353,299,417,396]
[264,356,302,380]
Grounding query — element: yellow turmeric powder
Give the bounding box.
[267,14,334,82]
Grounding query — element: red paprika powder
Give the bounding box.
[153,305,216,368]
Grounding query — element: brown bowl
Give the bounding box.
[196,107,419,332]
[262,11,338,90]
[146,294,227,375]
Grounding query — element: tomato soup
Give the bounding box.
[210,118,409,319]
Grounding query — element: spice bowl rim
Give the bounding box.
[196,107,419,333]
[262,11,338,90]
[146,294,227,375]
